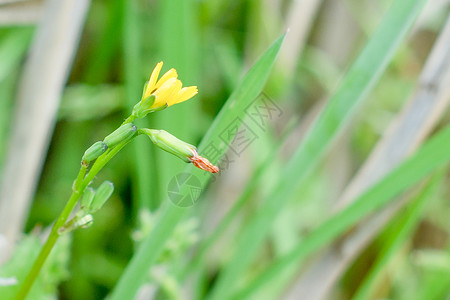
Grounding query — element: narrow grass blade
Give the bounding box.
[212,32,242,90]
[122,0,155,210]
[412,258,450,300]
[0,28,33,166]
[108,34,286,300]
[83,0,123,84]
[152,0,201,195]
[351,172,444,300]
[206,1,427,299]
[235,125,450,299]
[0,28,33,82]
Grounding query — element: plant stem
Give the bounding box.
[14,138,133,300]
[122,115,136,125]
[13,166,86,300]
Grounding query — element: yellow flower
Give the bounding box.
[143,61,198,109]
[132,62,198,118]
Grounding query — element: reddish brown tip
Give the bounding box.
[190,154,219,173]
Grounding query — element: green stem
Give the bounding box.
[122,115,136,125]
[14,138,133,300]
[13,166,86,300]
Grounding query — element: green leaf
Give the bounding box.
[351,172,443,300]
[0,234,71,300]
[236,125,450,299]
[122,0,155,210]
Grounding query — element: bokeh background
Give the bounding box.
[0,0,449,299]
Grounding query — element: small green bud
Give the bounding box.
[82,141,107,162]
[103,123,137,148]
[58,214,94,234]
[90,181,114,213]
[76,214,94,228]
[143,129,196,163]
[80,187,95,209]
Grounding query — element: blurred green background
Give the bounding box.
[0,0,449,299]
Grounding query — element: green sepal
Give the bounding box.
[80,187,95,210]
[132,95,157,118]
[146,103,168,114]
[90,181,114,213]
[141,81,150,100]
[142,129,196,163]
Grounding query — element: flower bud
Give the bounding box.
[141,129,219,173]
[90,181,114,213]
[103,123,137,148]
[59,214,94,234]
[82,141,107,162]
[74,214,94,229]
[144,129,196,163]
[80,187,95,209]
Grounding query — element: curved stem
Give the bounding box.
[14,138,133,300]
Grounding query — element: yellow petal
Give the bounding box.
[172,86,198,105]
[155,68,178,90]
[152,78,178,108]
[166,80,183,106]
[144,61,163,98]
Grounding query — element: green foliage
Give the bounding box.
[351,172,445,300]
[132,210,199,264]
[235,124,450,299]
[0,234,71,300]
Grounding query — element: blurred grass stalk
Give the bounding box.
[122,0,155,211]
[235,124,450,299]
[0,27,33,166]
[278,0,322,79]
[350,171,444,300]
[0,0,43,25]
[109,34,286,300]
[206,0,428,299]
[152,0,201,202]
[0,0,90,263]
[285,14,450,300]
